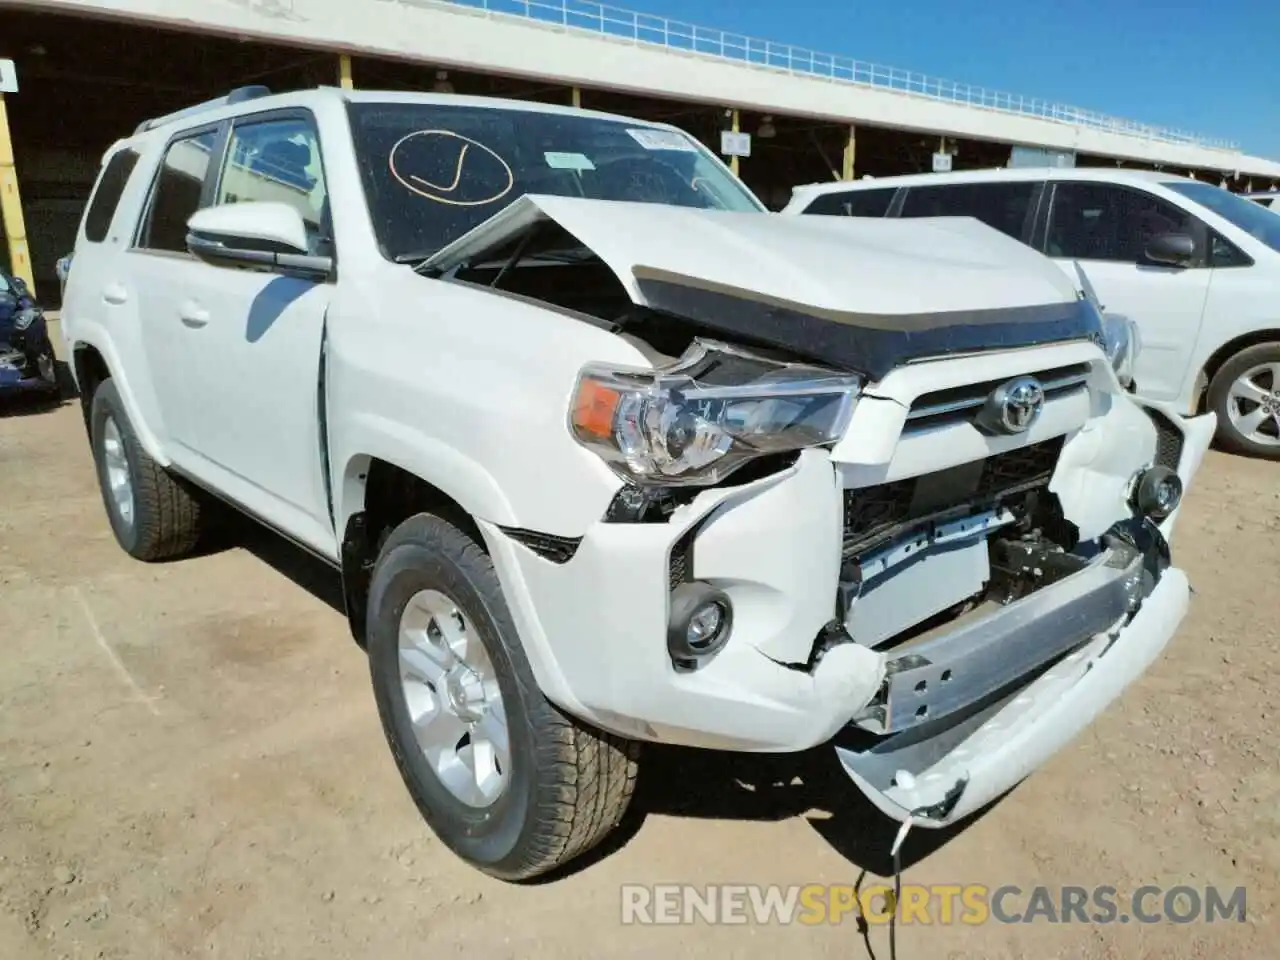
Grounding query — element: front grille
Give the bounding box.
[906,363,1091,431]
[842,436,1065,557]
[1144,408,1184,471]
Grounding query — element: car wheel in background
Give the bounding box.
[1207,343,1280,460]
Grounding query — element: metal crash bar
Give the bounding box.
[853,539,1153,735]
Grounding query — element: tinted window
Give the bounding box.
[1210,232,1252,268]
[1047,182,1197,264]
[801,188,895,217]
[898,182,1037,241]
[139,129,219,253]
[84,148,140,243]
[346,102,764,262]
[1165,181,1280,256]
[216,115,330,255]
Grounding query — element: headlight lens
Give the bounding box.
[1100,314,1140,388]
[569,340,860,486]
[13,307,42,332]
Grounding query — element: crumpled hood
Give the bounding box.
[424,194,1081,314]
[423,195,1101,379]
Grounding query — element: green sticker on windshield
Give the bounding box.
[544,152,596,171]
[626,128,698,152]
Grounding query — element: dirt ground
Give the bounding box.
[2,373,1277,960]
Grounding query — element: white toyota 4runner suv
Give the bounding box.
[63,86,1214,881]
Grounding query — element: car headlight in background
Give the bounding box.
[13,307,43,332]
[569,339,860,486]
[1100,314,1141,389]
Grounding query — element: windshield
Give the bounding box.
[346,101,764,262]
[1164,181,1280,255]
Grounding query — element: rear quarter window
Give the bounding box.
[801,188,896,217]
[83,148,141,243]
[898,181,1039,242]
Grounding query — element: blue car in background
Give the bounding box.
[0,268,58,400]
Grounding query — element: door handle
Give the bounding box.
[102,284,128,305]
[179,301,210,328]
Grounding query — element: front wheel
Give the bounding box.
[1207,342,1280,459]
[366,513,640,881]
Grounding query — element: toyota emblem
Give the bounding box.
[977,376,1046,436]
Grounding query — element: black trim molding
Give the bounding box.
[633,269,1103,382]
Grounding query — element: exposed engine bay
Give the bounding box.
[445,219,715,365]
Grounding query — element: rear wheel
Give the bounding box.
[1208,343,1280,459]
[89,378,206,560]
[366,512,639,880]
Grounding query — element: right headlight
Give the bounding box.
[1100,314,1141,389]
[569,339,860,487]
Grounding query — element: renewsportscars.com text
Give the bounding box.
[620,883,1247,926]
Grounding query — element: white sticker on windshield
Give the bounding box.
[626,128,698,152]
[544,151,596,171]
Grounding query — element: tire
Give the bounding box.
[1207,342,1280,459]
[89,378,205,561]
[366,512,639,881]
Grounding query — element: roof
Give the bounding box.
[790,166,1205,198]
[129,84,690,139]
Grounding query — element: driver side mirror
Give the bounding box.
[1144,231,1195,268]
[186,202,332,281]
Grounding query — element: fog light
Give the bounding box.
[668,581,733,666]
[1134,466,1183,520]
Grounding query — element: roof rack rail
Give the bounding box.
[134,85,273,135]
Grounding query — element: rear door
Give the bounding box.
[1039,181,1211,401]
[126,122,228,451]
[895,180,1043,245]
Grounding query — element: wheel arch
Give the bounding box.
[67,334,169,464]
[338,453,497,649]
[72,342,111,431]
[1196,329,1280,413]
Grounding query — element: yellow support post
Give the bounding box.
[841,124,856,181]
[0,93,34,296]
[729,109,740,177]
[338,54,353,90]
[571,86,581,108]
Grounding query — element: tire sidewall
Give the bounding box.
[89,380,142,555]
[1209,344,1280,458]
[365,516,540,872]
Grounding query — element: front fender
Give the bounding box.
[335,413,518,534]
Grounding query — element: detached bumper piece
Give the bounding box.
[836,519,1186,827]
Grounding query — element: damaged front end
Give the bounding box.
[441,192,1208,827]
[0,306,58,396]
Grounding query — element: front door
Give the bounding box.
[1042,180,1211,402]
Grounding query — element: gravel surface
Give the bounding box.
[1,386,1275,959]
